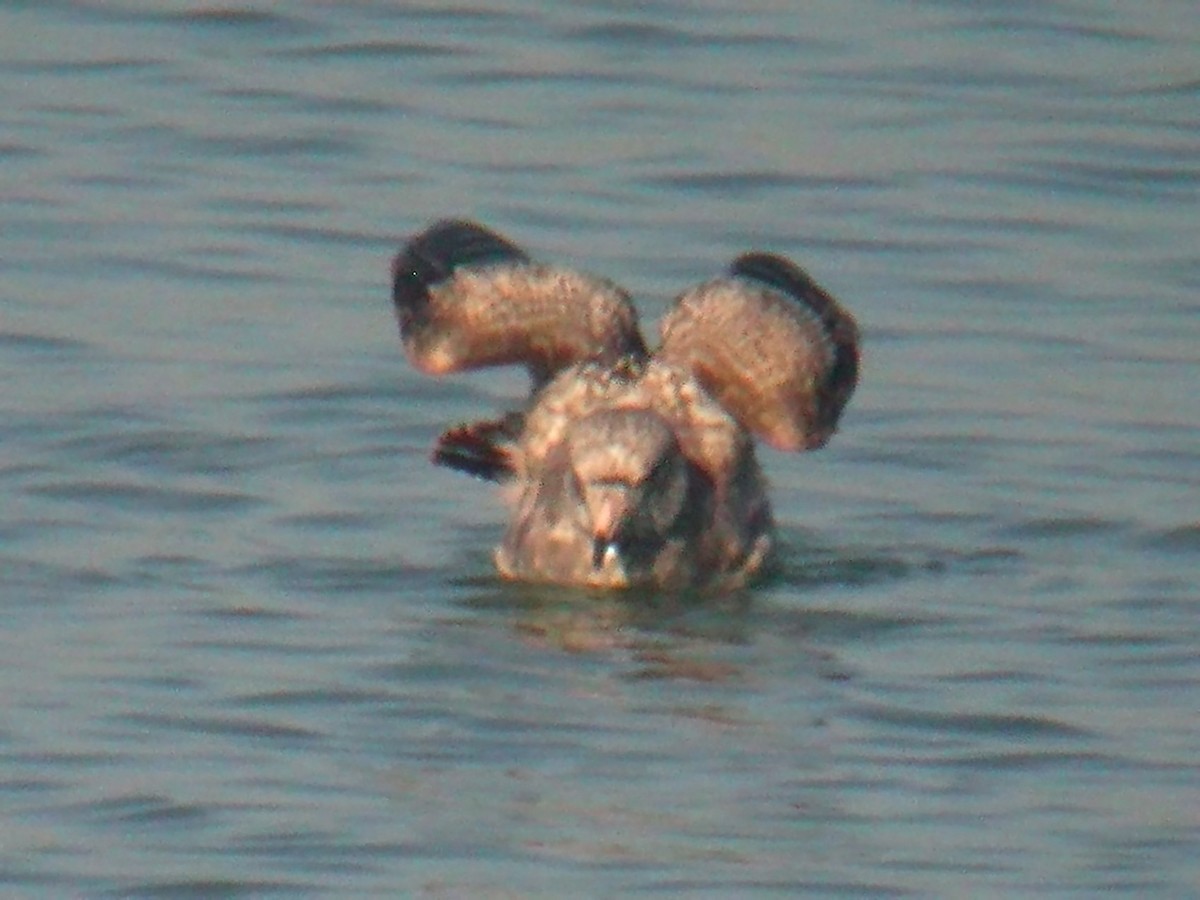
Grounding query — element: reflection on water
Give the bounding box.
[2,0,1198,895]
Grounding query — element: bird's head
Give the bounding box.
[564,408,690,579]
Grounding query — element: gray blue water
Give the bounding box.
[2,1,1198,896]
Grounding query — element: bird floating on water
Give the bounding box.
[391,219,860,592]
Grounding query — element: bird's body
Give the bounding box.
[495,358,772,590]
[391,219,860,592]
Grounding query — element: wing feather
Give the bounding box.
[392,219,647,386]
[657,252,860,451]
[431,414,523,482]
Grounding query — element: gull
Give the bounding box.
[391,219,859,591]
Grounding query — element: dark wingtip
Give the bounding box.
[735,249,857,329]
[730,252,829,318]
[430,416,521,483]
[432,444,513,482]
[391,219,530,321]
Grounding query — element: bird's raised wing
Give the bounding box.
[391,219,648,387]
[656,252,860,452]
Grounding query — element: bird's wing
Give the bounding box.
[431,413,524,483]
[656,252,860,451]
[392,219,648,388]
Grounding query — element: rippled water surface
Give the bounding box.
[2,1,1198,896]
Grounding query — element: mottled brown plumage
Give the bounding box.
[494,358,772,590]
[392,219,646,387]
[390,219,860,591]
[658,252,860,451]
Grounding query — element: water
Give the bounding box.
[2,1,1197,896]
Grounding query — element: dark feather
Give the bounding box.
[391,220,529,328]
[431,415,523,482]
